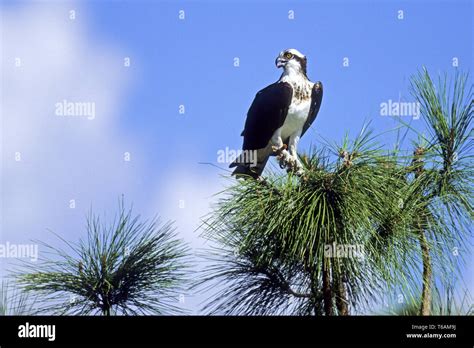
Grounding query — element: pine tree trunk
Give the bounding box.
[412,147,431,316]
[322,258,333,316]
[102,295,111,316]
[419,230,432,315]
[335,274,349,315]
[308,267,321,316]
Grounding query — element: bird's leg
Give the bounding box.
[272,144,290,169]
[271,135,291,169]
[287,135,305,176]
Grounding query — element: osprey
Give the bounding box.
[230,48,323,178]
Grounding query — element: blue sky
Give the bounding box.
[1,0,472,313]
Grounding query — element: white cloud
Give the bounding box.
[0,2,140,268]
[153,168,226,249]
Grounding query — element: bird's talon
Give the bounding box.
[272,144,288,155]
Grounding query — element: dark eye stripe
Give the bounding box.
[293,55,307,74]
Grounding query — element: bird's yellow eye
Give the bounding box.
[285,52,293,59]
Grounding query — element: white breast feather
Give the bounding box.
[280,99,311,139]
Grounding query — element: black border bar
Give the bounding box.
[0,315,472,346]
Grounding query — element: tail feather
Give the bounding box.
[231,164,261,179]
[230,157,270,179]
[229,146,272,179]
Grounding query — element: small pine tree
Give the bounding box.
[16,200,190,315]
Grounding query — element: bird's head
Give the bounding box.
[275,48,307,75]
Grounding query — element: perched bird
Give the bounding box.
[230,48,323,179]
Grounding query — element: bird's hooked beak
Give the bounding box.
[275,55,286,68]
